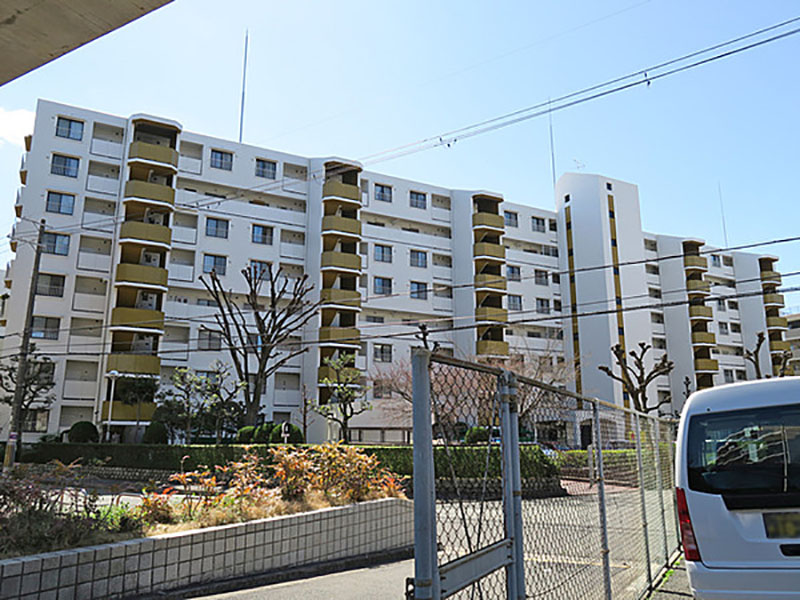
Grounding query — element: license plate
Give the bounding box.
[764,513,800,539]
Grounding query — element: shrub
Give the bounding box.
[269,423,304,444]
[464,426,490,444]
[142,422,168,445]
[269,446,315,500]
[235,426,256,443]
[68,421,98,443]
[313,442,400,502]
[252,422,275,444]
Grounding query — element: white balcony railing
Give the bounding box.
[90,138,123,159]
[86,175,119,195]
[168,263,195,282]
[63,379,98,399]
[172,225,197,244]
[72,292,106,313]
[178,156,202,175]
[77,251,112,272]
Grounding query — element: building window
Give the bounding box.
[649,287,662,299]
[36,274,65,297]
[504,211,518,227]
[31,316,59,340]
[651,312,664,324]
[508,295,522,311]
[434,284,452,298]
[250,260,270,280]
[21,409,49,433]
[255,159,276,179]
[646,264,660,275]
[55,117,84,141]
[554,299,562,312]
[723,256,734,267]
[723,369,734,384]
[653,337,667,349]
[728,300,738,310]
[210,149,233,170]
[374,244,392,263]
[536,298,550,314]
[410,250,427,268]
[198,329,222,350]
[644,239,658,251]
[46,191,75,215]
[51,154,79,178]
[203,254,227,275]
[718,322,729,335]
[531,216,546,233]
[731,322,741,333]
[365,315,384,323]
[374,344,392,363]
[42,232,70,256]
[549,219,557,232]
[507,265,521,281]
[543,245,558,257]
[711,255,721,267]
[717,298,726,312]
[410,282,428,300]
[410,191,427,209]
[375,184,392,203]
[252,224,273,245]
[552,273,560,284]
[372,380,390,398]
[606,182,613,191]
[206,217,229,239]
[374,277,392,296]
[534,270,549,286]
[735,369,747,381]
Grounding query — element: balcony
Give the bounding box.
[63,380,98,399]
[178,155,202,175]
[106,353,161,375]
[473,242,506,261]
[694,358,719,373]
[110,307,165,332]
[476,340,509,356]
[72,292,106,313]
[763,293,784,308]
[168,263,195,282]
[172,225,197,244]
[475,306,508,322]
[761,270,782,285]
[686,280,711,295]
[320,251,361,272]
[120,221,172,246]
[86,175,119,195]
[318,326,360,346]
[320,288,361,308]
[472,212,504,230]
[318,365,361,383]
[77,251,112,273]
[100,401,157,422]
[683,256,708,271]
[770,340,790,353]
[124,180,175,206]
[691,331,717,346]
[115,263,169,288]
[322,180,360,203]
[767,316,788,330]
[90,138,123,159]
[128,141,179,169]
[322,215,361,237]
[19,154,27,185]
[688,305,713,320]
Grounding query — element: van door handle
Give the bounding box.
[779,544,800,557]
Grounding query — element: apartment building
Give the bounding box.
[786,312,800,372]
[1,100,790,444]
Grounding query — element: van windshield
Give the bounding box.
[687,404,800,494]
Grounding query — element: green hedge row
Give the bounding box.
[20,442,558,480]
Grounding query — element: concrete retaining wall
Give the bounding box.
[0,497,413,600]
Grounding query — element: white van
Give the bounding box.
[676,377,800,599]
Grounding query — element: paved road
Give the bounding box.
[192,559,413,600]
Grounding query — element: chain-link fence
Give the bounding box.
[411,349,680,600]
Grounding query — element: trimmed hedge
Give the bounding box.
[67,421,99,443]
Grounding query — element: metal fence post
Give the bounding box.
[592,402,613,600]
[412,348,440,599]
[633,414,653,591]
[651,417,669,566]
[507,374,526,599]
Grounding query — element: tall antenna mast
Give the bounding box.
[718,181,729,247]
[238,30,249,144]
[548,97,556,189]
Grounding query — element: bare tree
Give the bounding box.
[744,331,766,379]
[682,376,693,400]
[0,345,55,425]
[367,358,414,422]
[201,265,320,425]
[294,384,316,442]
[201,361,247,444]
[313,353,371,442]
[598,342,675,413]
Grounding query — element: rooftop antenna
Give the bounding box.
[718,181,729,247]
[238,30,249,144]
[548,97,556,189]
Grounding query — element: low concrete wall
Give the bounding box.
[0,497,413,600]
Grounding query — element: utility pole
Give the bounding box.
[3,219,46,470]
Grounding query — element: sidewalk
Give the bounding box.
[649,557,693,599]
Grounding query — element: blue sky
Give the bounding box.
[1,0,799,304]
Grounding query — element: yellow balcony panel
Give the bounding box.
[14,204,22,218]
[761,270,782,285]
[120,221,172,246]
[318,326,360,346]
[24,135,32,152]
[321,251,361,272]
[124,180,175,207]
[683,255,708,271]
[320,288,361,307]
[106,353,161,375]
[101,401,156,422]
[19,169,27,185]
[115,263,169,288]
[473,242,506,260]
[321,215,361,237]
[322,180,360,203]
[475,306,508,322]
[770,340,790,353]
[763,293,785,308]
[767,316,788,330]
[694,358,719,373]
[686,280,711,295]
[10,240,17,252]
[688,305,713,320]
[128,141,179,168]
[472,212,505,230]
[317,365,361,383]
[691,331,717,346]
[476,340,509,356]
[474,274,507,291]
[110,307,165,332]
